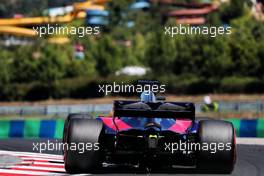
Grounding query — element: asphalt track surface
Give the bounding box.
[0,138,263,176]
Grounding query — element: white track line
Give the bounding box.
[19,155,63,160]
[20,157,63,163]
[21,161,65,166]
[8,154,63,161]
[11,165,65,172]
[237,138,264,145]
[0,169,65,175]
[0,150,63,159]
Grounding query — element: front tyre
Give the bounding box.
[64,118,104,174]
[197,120,236,174]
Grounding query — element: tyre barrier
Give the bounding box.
[0,119,64,139]
[226,119,264,137]
[0,119,263,138]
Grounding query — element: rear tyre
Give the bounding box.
[64,118,104,174]
[197,120,236,174]
[63,114,93,144]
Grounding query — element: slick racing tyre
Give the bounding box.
[63,114,93,144]
[197,120,236,174]
[64,118,104,174]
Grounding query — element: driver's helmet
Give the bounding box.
[140,91,156,102]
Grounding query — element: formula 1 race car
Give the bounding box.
[63,91,236,174]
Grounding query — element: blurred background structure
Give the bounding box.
[0,0,264,122]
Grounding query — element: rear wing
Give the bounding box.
[113,100,195,120]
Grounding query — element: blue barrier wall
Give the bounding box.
[0,119,263,138]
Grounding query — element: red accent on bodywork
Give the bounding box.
[101,117,132,131]
[233,128,237,166]
[168,120,192,133]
